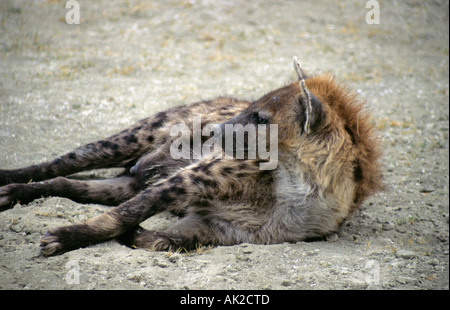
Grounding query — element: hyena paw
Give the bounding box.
[0,184,24,211]
[116,227,174,251]
[40,230,64,256]
[40,225,86,256]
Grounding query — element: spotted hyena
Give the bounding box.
[0,58,383,256]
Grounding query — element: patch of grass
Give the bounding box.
[7,7,22,15]
[396,216,420,226]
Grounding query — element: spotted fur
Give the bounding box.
[0,67,383,256]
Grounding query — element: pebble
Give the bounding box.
[242,247,254,254]
[167,253,181,263]
[153,258,168,268]
[395,226,408,234]
[306,249,320,256]
[281,280,293,287]
[396,276,419,285]
[239,243,254,254]
[395,249,416,259]
[428,258,440,266]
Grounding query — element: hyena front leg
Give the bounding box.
[0,176,139,211]
[40,159,267,256]
[39,177,181,256]
[0,111,168,186]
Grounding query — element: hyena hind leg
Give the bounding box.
[0,176,140,211]
[116,217,214,251]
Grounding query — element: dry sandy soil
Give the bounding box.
[0,0,448,290]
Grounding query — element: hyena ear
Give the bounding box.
[293,57,324,134]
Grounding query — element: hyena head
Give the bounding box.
[218,58,383,219]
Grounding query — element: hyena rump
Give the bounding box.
[0,59,383,256]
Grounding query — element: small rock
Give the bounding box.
[136,256,147,264]
[419,187,434,194]
[395,249,416,259]
[242,248,253,254]
[9,224,24,233]
[382,222,395,231]
[428,258,440,266]
[396,276,419,285]
[127,272,143,283]
[153,259,168,268]
[167,253,181,263]
[395,226,407,234]
[306,249,320,256]
[239,243,254,254]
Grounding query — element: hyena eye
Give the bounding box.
[258,117,268,125]
[252,112,268,125]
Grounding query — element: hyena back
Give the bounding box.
[0,61,383,256]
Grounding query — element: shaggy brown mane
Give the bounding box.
[307,74,384,214]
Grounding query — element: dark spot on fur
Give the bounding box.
[345,125,356,144]
[193,160,216,173]
[169,175,184,185]
[353,159,363,182]
[192,176,218,188]
[151,120,164,130]
[68,152,77,160]
[220,193,230,200]
[192,165,202,173]
[196,209,210,217]
[131,126,143,133]
[100,140,119,151]
[172,187,186,195]
[195,199,211,208]
[123,134,138,144]
[202,159,219,172]
[239,163,248,170]
[259,169,272,177]
[147,136,155,143]
[159,189,175,204]
[221,166,233,175]
[151,112,167,130]
[203,179,218,188]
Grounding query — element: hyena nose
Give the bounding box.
[212,123,223,139]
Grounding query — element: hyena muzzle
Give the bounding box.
[0,58,383,256]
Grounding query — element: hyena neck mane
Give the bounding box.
[280,73,383,217]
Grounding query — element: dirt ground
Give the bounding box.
[0,0,448,290]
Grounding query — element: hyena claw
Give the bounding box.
[40,231,64,256]
[40,225,95,256]
[0,184,23,211]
